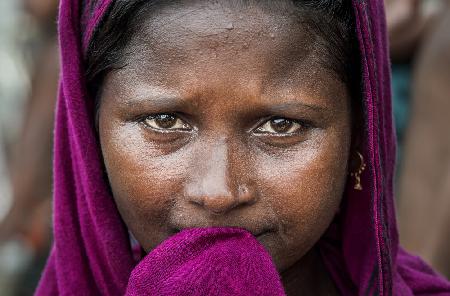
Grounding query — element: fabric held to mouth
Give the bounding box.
[126,227,285,296]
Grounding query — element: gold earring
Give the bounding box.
[350,151,366,191]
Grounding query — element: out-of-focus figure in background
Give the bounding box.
[0,0,58,294]
[385,0,441,161]
[386,0,450,278]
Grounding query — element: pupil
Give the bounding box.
[270,118,293,133]
[155,114,177,128]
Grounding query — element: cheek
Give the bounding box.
[254,129,350,265]
[99,121,190,251]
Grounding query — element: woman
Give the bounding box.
[36,0,450,295]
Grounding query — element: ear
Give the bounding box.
[349,144,361,175]
[349,102,365,174]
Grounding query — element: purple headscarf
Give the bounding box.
[36,0,450,295]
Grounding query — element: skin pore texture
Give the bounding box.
[98,1,352,294]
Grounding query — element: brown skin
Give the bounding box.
[98,1,352,294]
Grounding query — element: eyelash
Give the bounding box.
[254,117,309,136]
[138,113,310,136]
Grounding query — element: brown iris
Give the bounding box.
[153,114,177,129]
[270,118,295,133]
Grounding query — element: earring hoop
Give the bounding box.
[350,151,366,191]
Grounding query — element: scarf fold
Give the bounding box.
[36,0,450,295]
[126,228,285,296]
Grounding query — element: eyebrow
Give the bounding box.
[266,101,327,113]
[118,85,330,118]
[119,86,190,111]
[245,100,332,124]
[124,94,183,108]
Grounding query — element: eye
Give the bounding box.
[142,114,191,131]
[255,117,305,135]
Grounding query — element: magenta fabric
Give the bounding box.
[36,0,450,295]
[126,228,285,295]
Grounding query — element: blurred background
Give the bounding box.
[0,0,449,294]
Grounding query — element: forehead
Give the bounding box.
[136,0,306,38]
[107,0,347,112]
[124,0,321,71]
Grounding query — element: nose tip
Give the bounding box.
[189,185,256,215]
[202,193,238,214]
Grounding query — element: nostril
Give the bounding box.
[186,184,257,214]
[189,195,204,206]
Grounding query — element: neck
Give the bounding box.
[281,247,338,296]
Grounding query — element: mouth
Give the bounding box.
[170,226,274,239]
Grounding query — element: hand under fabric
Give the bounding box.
[126,227,286,296]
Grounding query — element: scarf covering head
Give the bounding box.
[36,0,450,295]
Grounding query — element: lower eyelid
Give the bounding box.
[251,134,310,150]
[253,132,304,138]
[141,123,191,133]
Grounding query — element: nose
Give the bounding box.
[185,139,256,215]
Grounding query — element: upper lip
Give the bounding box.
[168,211,276,237]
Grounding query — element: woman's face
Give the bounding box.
[98,1,352,273]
